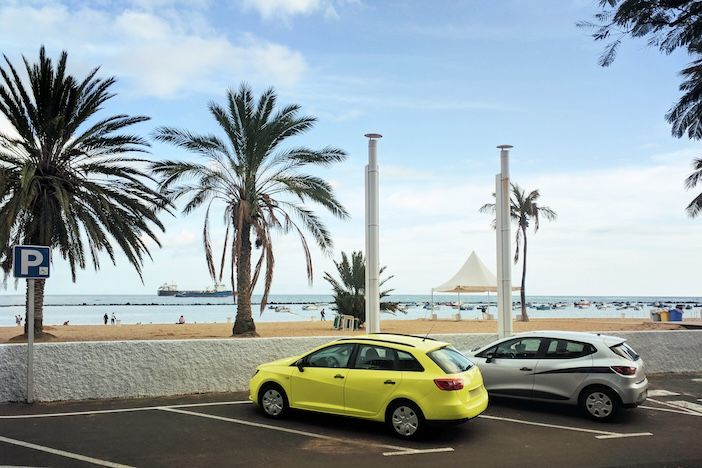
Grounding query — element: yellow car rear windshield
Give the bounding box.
[428,346,474,374]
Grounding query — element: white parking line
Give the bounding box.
[647,390,680,397]
[639,405,701,416]
[692,378,702,383]
[666,401,702,414]
[158,406,454,457]
[383,448,455,457]
[646,398,702,416]
[595,433,656,440]
[0,435,134,468]
[478,415,652,439]
[0,401,252,419]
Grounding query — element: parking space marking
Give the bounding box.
[667,401,702,414]
[0,401,251,419]
[646,398,702,416]
[639,405,701,416]
[383,448,455,457]
[0,435,134,468]
[595,433,657,440]
[478,415,652,439]
[692,378,702,383]
[648,390,680,397]
[158,406,453,457]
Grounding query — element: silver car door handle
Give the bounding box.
[334,374,345,379]
[520,367,533,371]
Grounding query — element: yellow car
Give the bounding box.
[249,333,488,438]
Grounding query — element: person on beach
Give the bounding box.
[15,315,22,326]
[111,313,116,325]
[178,315,185,324]
[320,309,326,321]
[103,313,108,325]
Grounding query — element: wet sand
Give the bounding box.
[0,318,684,343]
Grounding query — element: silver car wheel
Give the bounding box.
[586,391,613,418]
[262,388,284,416]
[392,405,419,437]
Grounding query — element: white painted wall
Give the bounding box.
[0,331,699,402]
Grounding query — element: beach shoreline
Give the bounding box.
[0,318,685,343]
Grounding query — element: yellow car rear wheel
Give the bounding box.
[386,400,425,439]
[259,384,289,419]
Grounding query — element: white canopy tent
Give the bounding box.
[431,251,519,317]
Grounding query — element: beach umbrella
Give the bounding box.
[431,251,519,317]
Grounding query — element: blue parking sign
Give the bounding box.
[13,245,51,279]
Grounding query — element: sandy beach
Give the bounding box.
[0,318,684,343]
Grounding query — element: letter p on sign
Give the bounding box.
[13,245,51,279]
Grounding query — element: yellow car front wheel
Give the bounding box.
[259,384,289,419]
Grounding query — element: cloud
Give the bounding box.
[0,3,307,97]
[304,146,699,296]
[240,0,355,20]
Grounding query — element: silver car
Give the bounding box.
[466,331,648,421]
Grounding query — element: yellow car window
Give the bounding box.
[306,344,354,368]
[355,345,397,370]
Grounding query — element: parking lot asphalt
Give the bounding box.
[1,374,701,468]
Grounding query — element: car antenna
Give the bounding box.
[423,324,436,341]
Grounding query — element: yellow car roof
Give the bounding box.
[336,333,448,352]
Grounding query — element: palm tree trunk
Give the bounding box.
[520,226,529,322]
[233,222,257,336]
[23,279,46,336]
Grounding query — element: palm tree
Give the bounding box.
[323,250,398,325]
[684,158,702,217]
[480,183,556,322]
[0,47,166,336]
[152,83,348,336]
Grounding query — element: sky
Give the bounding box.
[0,0,699,297]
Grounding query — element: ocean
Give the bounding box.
[1,294,701,327]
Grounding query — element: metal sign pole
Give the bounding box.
[12,244,50,404]
[27,278,35,403]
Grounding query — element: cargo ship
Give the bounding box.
[157,282,234,300]
[175,282,233,298]
[157,282,179,296]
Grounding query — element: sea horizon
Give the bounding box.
[1,293,701,327]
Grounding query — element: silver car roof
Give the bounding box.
[513,330,626,346]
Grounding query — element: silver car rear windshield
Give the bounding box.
[428,346,474,374]
[611,342,640,361]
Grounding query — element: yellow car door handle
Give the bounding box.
[384,380,396,385]
[334,374,345,379]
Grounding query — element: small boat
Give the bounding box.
[302,304,319,310]
[274,306,291,313]
[535,304,552,311]
[459,304,474,310]
[575,299,591,309]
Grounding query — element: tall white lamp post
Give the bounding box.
[365,133,382,334]
[496,145,514,338]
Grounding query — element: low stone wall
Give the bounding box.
[0,331,699,402]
